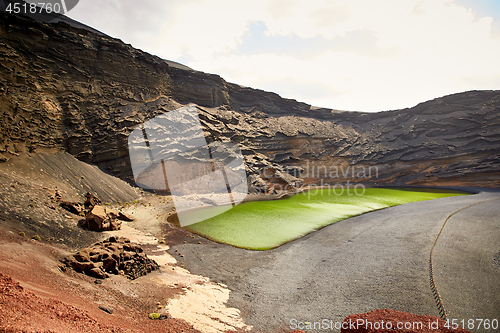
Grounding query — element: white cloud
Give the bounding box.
[68,0,500,111]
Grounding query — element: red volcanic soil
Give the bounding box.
[0,228,200,333]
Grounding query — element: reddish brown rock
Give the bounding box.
[341,309,471,333]
[61,237,159,280]
[65,256,96,273]
[1,11,498,191]
[82,205,122,231]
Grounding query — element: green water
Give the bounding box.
[184,187,468,250]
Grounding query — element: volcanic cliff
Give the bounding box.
[1,11,499,190]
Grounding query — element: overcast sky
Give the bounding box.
[67,0,500,112]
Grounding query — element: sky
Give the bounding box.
[67,0,500,112]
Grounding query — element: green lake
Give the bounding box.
[183,187,469,250]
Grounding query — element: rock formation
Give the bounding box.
[61,236,159,280]
[0,11,498,189]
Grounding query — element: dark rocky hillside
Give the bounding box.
[1,11,499,190]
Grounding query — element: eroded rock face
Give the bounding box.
[61,236,159,280]
[0,11,498,189]
[0,11,175,177]
[341,309,471,333]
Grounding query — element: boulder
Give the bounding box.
[84,205,106,230]
[73,249,91,263]
[82,205,122,231]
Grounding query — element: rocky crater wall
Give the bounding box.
[1,11,499,189]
